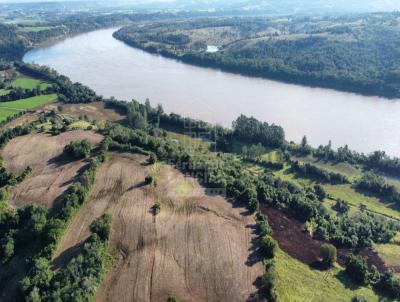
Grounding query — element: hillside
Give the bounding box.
[0,39,399,301]
[115,12,400,98]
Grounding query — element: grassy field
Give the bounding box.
[261,150,282,163]
[11,77,51,90]
[0,94,57,122]
[272,164,400,220]
[275,249,379,302]
[166,130,210,151]
[68,120,96,131]
[324,184,400,220]
[0,89,9,96]
[294,156,363,181]
[20,26,53,32]
[374,242,400,270]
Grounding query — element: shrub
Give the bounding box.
[320,243,337,266]
[64,139,92,159]
[145,175,154,185]
[149,153,157,164]
[152,201,161,215]
[260,235,278,259]
[333,199,350,214]
[375,270,400,300]
[255,212,272,237]
[314,184,326,201]
[345,254,370,284]
[90,213,112,241]
[262,261,278,302]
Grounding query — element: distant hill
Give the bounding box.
[1,0,400,15]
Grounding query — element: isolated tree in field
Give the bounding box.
[320,243,336,267]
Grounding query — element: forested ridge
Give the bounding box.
[115,12,400,98]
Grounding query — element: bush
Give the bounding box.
[152,201,161,215]
[375,270,400,300]
[145,175,154,185]
[333,199,350,214]
[64,139,92,159]
[255,212,272,237]
[149,153,157,164]
[345,254,370,284]
[320,243,336,266]
[260,235,278,259]
[262,261,278,302]
[314,184,326,201]
[90,213,112,241]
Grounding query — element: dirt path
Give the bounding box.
[54,153,263,302]
[2,130,103,209]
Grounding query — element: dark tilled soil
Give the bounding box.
[261,205,388,272]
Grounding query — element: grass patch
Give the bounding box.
[11,77,51,90]
[374,242,400,270]
[0,108,20,122]
[20,26,53,33]
[325,184,400,220]
[261,150,282,163]
[293,156,362,181]
[0,94,57,110]
[166,131,210,151]
[0,89,9,96]
[68,120,96,131]
[174,180,194,197]
[0,94,57,122]
[275,249,379,302]
[272,164,400,220]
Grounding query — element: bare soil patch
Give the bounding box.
[2,130,103,209]
[44,102,124,122]
[261,206,388,272]
[54,153,263,302]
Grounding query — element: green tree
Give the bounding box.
[90,213,112,241]
[320,243,337,266]
[260,235,278,259]
[64,139,92,159]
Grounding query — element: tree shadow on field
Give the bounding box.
[246,276,268,302]
[245,223,259,235]
[224,197,253,216]
[309,260,331,271]
[246,236,264,267]
[51,239,87,270]
[47,152,78,168]
[127,180,147,191]
[335,270,363,290]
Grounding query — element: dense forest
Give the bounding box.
[115,12,400,98]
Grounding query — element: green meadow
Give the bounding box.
[0,94,57,122]
[275,250,379,302]
[11,77,51,90]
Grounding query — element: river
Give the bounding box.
[23,27,400,156]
